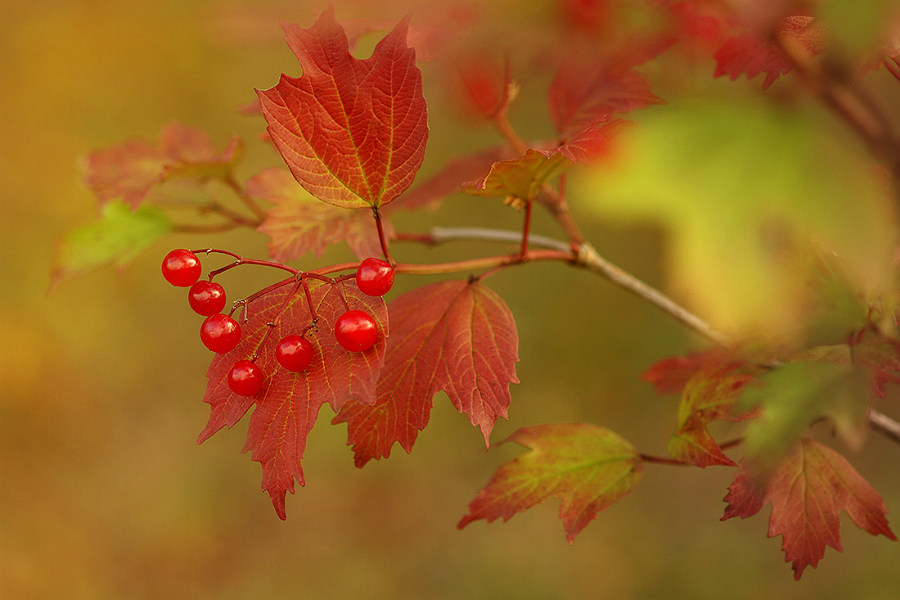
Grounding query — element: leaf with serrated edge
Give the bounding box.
[458,423,643,543]
[722,440,896,579]
[741,360,870,474]
[713,16,825,90]
[250,168,393,261]
[668,356,754,467]
[333,280,518,466]
[257,7,428,208]
[197,279,387,519]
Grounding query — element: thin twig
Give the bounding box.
[399,226,900,444]
[869,408,900,445]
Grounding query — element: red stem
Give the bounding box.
[373,206,393,265]
[250,278,304,361]
[520,200,532,256]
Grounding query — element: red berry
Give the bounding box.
[162,249,202,287]
[228,360,264,396]
[334,310,377,352]
[275,335,315,372]
[200,313,241,353]
[355,258,394,296]
[188,281,227,316]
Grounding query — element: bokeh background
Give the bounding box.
[2,1,898,599]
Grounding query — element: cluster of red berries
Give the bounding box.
[161,249,394,397]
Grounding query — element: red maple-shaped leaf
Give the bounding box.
[257,7,428,209]
[80,122,242,210]
[333,280,518,466]
[713,16,825,90]
[668,358,755,467]
[722,439,897,579]
[458,423,644,543]
[548,40,668,135]
[197,278,387,519]
[249,168,393,261]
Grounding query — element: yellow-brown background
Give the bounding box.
[2,1,898,598]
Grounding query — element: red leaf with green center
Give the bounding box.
[714,16,825,90]
[197,279,387,519]
[462,121,625,203]
[80,122,242,210]
[722,439,896,579]
[250,168,393,261]
[333,280,518,466]
[668,357,755,467]
[458,423,643,543]
[257,7,428,209]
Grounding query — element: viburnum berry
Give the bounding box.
[228,360,264,396]
[334,310,377,352]
[275,334,315,372]
[162,249,202,287]
[188,280,227,316]
[355,257,394,296]
[200,313,241,353]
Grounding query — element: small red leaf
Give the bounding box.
[333,280,518,466]
[463,121,626,203]
[722,440,897,579]
[197,278,387,519]
[642,349,743,395]
[456,54,512,119]
[458,423,643,543]
[80,122,242,210]
[713,16,825,90]
[257,7,428,208]
[387,147,511,212]
[250,168,393,261]
[549,41,668,134]
[668,357,754,467]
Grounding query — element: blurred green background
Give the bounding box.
[2,1,898,599]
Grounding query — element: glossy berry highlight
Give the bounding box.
[228,360,264,396]
[276,335,315,372]
[356,258,394,296]
[188,280,227,316]
[200,313,242,353]
[162,249,202,287]
[334,310,377,352]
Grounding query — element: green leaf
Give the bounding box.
[575,100,895,343]
[740,359,870,475]
[458,423,643,543]
[51,200,173,290]
[462,149,572,204]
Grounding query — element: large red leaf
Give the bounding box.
[249,168,393,261]
[333,280,518,466]
[458,423,643,543]
[722,439,897,579]
[257,7,428,209]
[197,278,387,519]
